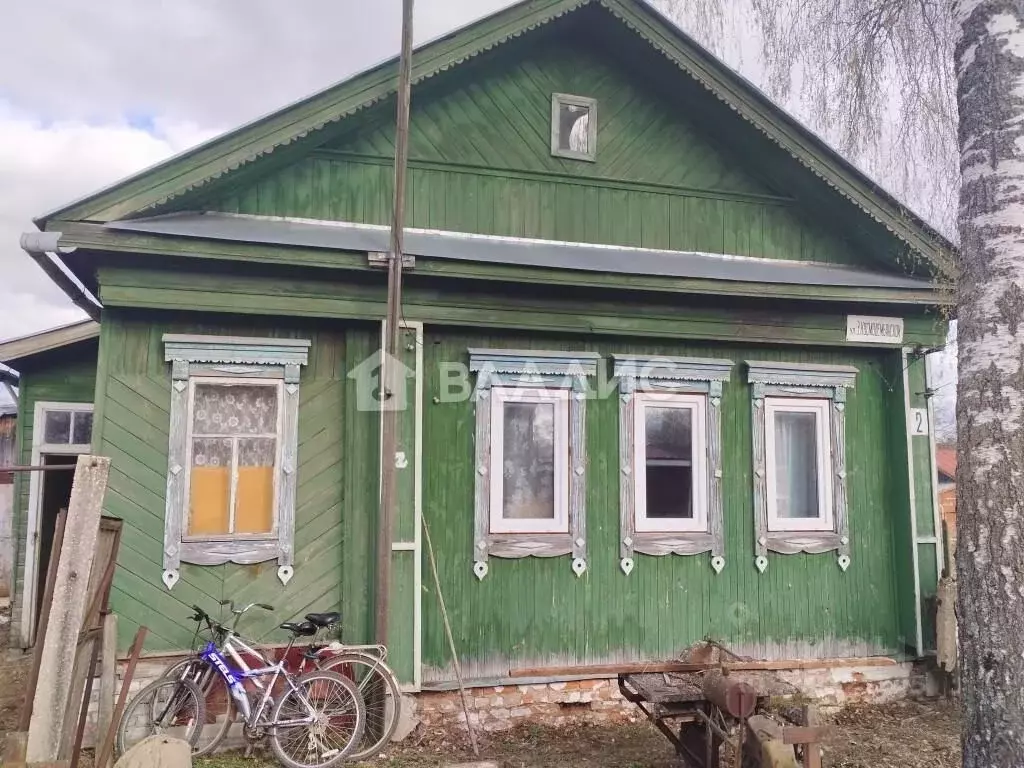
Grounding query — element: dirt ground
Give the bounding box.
[0,600,960,767]
[190,699,960,768]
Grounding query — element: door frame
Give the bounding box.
[20,401,93,647]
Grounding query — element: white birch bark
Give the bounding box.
[955,2,1024,765]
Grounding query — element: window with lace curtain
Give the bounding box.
[160,334,310,591]
[187,381,281,538]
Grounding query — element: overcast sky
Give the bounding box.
[0,0,955,431]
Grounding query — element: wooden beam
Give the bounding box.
[25,457,110,764]
[511,655,898,678]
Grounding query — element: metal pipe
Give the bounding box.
[0,464,78,472]
[20,231,101,321]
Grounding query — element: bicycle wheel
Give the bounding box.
[161,657,236,756]
[269,670,365,768]
[116,677,206,755]
[319,652,401,760]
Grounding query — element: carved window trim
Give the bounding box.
[614,355,732,576]
[470,348,599,580]
[747,361,857,573]
[162,334,310,590]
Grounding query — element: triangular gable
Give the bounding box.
[37,0,954,275]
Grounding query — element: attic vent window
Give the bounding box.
[551,93,597,161]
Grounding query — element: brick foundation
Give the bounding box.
[417,678,639,732]
[110,654,936,738]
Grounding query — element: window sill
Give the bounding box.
[632,531,715,556]
[179,538,280,566]
[764,531,843,555]
[484,532,575,559]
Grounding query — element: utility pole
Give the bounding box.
[376,0,415,646]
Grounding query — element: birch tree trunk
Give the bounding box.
[955,3,1024,765]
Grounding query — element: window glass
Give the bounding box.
[772,411,820,519]
[558,102,591,154]
[189,437,232,536]
[643,406,693,519]
[188,382,279,537]
[193,384,278,435]
[44,411,71,444]
[501,401,556,521]
[72,411,93,445]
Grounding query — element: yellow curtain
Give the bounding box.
[235,466,274,534]
[188,467,230,536]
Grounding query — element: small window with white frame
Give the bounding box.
[747,360,858,574]
[470,348,599,580]
[551,93,597,161]
[634,392,708,533]
[764,397,833,532]
[39,404,93,448]
[489,387,569,534]
[161,334,310,591]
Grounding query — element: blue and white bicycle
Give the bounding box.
[116,601,365,768]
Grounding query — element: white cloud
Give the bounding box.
[0,104,218,340]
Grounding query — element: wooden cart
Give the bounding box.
[619,668,832,768]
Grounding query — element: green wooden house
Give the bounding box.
[3,0,953,691]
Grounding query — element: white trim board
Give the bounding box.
[21,400,94,647]
[901,347,924,656]
[378,320,424,691]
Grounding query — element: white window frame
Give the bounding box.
[37,402,94,450]
[764,397,834,533]
[182,377,285,542]
[488,387,570,535]
[633,392,708,534]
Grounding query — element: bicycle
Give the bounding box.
[121,601,365,768]
[295,613,403,761]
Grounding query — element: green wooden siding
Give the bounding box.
[9,347,98,648]
[93,311,363,652]
[209,39,878,269]
[417,331,908,680]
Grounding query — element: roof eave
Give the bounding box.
[0,320,101,366]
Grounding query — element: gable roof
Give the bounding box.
[36,0,955,276]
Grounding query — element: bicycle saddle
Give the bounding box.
[281,620,318,636]
[305,611,341,628]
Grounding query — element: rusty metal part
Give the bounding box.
[703,669,757,719]
[94,626,148,768]
[1,464,78,472]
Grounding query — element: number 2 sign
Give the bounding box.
[910,408,929,436]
